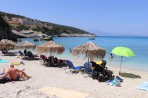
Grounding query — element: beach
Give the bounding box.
[0,54,148,98]
[1,0,148,97]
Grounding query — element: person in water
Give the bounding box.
[69,48,73,53]
[110,53,113,59]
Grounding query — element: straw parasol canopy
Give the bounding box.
[72,42,106,60]
[15,41,36,49]
[35,41,65,54]
[0,39,16,50]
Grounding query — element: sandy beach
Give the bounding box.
[0,54,148,98]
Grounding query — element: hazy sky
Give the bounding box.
[0,0,148,36]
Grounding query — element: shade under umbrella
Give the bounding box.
[111,46,135,73]
[35,41,65,54]
[72,42,106,60]
[15,41,36,49]
[0,39,16,50]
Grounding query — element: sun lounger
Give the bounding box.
[22,51,40,60]
[40,54,48,65]
[18,50,24,57]
[1,48,17,56]
[2,50,17,56]
[65,60,84,74]
[82,62,93,77]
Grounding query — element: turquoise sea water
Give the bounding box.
[20,36,148,71]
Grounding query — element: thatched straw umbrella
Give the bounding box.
[72,42,106,61]
[0,39,16,50]
[15,41,36,49]
[35,41,65,54]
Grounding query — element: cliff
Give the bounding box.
[0,15,18,41]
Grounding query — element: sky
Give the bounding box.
[0,0,148,36]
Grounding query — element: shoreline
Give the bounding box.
[18,37,148,72]
[54,53,148,72]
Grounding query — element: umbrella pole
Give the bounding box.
[119,56,123,74]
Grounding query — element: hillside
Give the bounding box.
[0,15,18,41]
[0,11,95,37]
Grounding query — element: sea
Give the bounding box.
[20,36,148,71]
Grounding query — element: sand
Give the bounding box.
[39,87,89,98]
[0,54,148,98]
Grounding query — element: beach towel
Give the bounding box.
[12,61,24,66]
[111,78,121,86]
[137,82,148,91]
[0,59,9,63]
[0,77,10,84]
[12,62,21,66]
[106,76,122,86]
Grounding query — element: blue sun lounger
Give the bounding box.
[65,60,84,74]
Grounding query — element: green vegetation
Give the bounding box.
[0,11,94,36]
[0,11,31,20]
[120,72,141,78]
[15,25,30,31]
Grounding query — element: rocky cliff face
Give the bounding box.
[0,15,18,41]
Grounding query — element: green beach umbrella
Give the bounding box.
[111,46,135,73]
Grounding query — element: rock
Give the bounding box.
[0,16,18,41]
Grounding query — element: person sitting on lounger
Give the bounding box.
[27,51,38,58]
[24,49,28,56]
[1,64,31,81]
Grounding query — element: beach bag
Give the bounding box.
[111,77,121,86]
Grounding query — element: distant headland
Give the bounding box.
[0,11,95,40]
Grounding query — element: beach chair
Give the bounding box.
[82,62,93,78]
[58,59,67,68]
[65,60,84,74]
[27,51,38,58]
[22,51,39,60]
[40,54,47,65]
[40,56,55,67]
[46,57,66,68]
[1,49,17,56]
[18,51,24,57]
[27,51,34,58]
